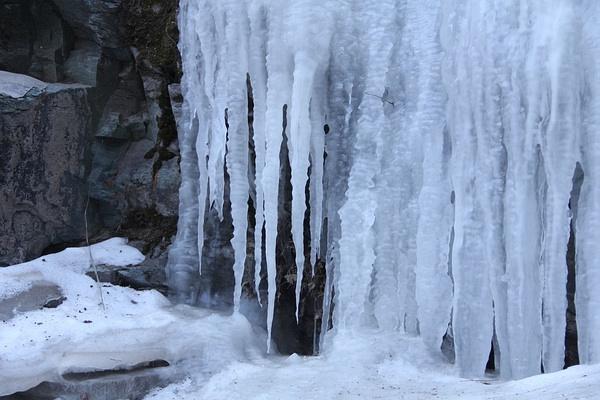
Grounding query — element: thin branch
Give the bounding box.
[85,194,105,311]
[365,92,395,107]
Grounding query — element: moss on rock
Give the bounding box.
[122,0,182,83]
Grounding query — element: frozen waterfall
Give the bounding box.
[168,0,600,379]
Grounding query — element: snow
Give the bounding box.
[0,239,257,396]
[0,70,48,98]
[1,242,598,399]
[145,331,600,400]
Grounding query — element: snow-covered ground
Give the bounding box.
[0,239,259,397]
[147,331,600,400]
[1,239,598,399]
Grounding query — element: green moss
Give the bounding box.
[122,0,182,82]
[118,207,178,253]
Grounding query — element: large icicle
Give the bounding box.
[262,3,293,352]
[335,0,397,329]
[174,0,595,377]
[285,1,334,320]
[413,0,453,353]
[221,2,250,312]
[577,0,600,365]
[248,2,268,304]
[167,0,211,303]
[289,53,316,320]
[443,0,494,377]
[538,2,580,373]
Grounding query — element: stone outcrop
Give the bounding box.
[0,71,93,266]
[0,0,181,268]
[2,0,325,359]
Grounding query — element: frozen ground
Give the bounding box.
[147,331,600,400]
[1,239,598,399]
[0,239,259,397]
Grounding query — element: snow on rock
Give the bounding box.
[0,70,47,98]
[0,239,257,397]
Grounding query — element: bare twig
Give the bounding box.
[365,92,395,107]
[85,195,105,311]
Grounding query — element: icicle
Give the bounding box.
[220,2,251,312]
[442,1,495,376]
[576,0,600,365]
[167,0,210,303]
[289,52,316,320]
[206,4,227,218]
[539,2,580,373]
[173,0,594,372]
[309,71,327,272]
[248,2,268,305]
[262,3,293,352]
[335,0,397,329]
[413,0,453,353]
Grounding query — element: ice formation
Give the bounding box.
[170,0,600,379]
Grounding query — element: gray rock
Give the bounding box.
[0,72,93,266]
[51,0,125,49]
[0,1,34,75]
[167,84,182,132]
[1,0,181,275]
[63,40,103,86]
[96,112,128,140]
[154,157,180,217]
[88,259,168,295]
[0,1,73,83]
[27,1,72,83]
[0,282,63,321]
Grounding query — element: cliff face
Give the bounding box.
[0,0,182,265]
[0,0,338,355]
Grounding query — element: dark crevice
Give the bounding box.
[564,162,583,368]
[62,360,170,382]
[297,159,315,355]
[240,73,267,329]
[272,103,300,354]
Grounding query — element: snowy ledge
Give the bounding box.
[0,239,257,397]
[0,70,88,98]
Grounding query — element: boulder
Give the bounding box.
[0,71,93,266]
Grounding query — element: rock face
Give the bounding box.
[0,0,181,268]
[0,72,93,266]
[0,0,321,357]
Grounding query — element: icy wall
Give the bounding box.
[169,0,600,379]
